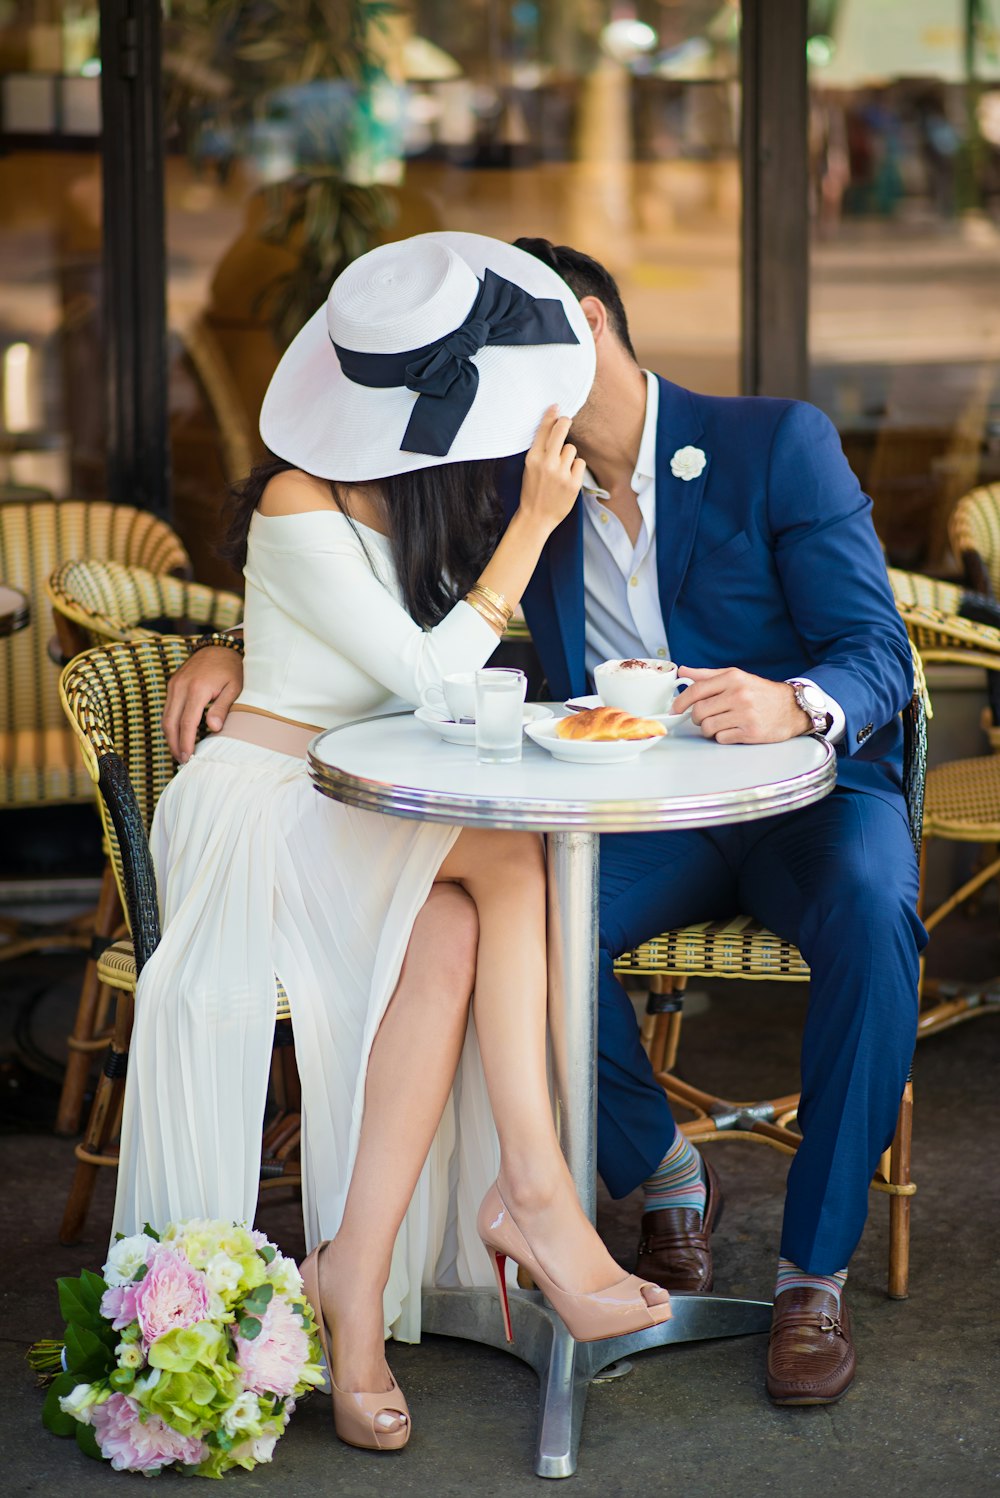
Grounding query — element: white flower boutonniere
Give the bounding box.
[670,445,707,481]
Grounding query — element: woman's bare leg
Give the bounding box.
[437,828,651,1297]
[318,882,478,1398]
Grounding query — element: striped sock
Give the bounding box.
[774,1257,848,1308]
[642,1132,706,1218]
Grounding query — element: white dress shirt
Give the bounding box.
[579,371,844,742]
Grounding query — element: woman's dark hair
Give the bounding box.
[221,453,502,630]
[513,237,637,361]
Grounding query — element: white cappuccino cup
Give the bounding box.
[421,671,479,723]
[593,657,692,717]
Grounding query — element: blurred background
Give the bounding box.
[0,1,998,583]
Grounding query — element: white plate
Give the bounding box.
[564,694,695,731]
[414,703,553,746]
[524,717,665,764]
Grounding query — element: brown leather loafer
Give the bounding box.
[766,1287,856,1406]
[634,1154,723,1293]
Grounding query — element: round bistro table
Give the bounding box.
[0,583,29,636]
[309,712,836,1478]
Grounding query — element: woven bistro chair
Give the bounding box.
[57,638,299,1243]
[949,483,1000,598]
[893,601,1000,1040]
[614,647,930,1300]
[0,499,189,946]
[46,559,243,1134]
[47,557,243,658]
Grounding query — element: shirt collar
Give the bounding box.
[581,370,659,500]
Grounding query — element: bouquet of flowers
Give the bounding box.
[31,1220,325,1478]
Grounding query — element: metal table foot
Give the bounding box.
[421,1286,772,1478]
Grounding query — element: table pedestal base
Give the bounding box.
[421,1286,772,1478]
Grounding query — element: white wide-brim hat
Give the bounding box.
[259,231,596,482]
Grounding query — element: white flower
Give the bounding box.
[103,1233,159,1287]
[249,1431,279,1463]
[59,1382,99,1424]
[669,445,707,481]
[115,1342,144,1369]
[266,1253,303,1298]
[204,1252,243,1296]
[221,1391,262,1437]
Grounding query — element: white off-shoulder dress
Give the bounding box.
[112,509,504,1342]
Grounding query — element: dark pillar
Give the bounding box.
[99,0,170,515]
[741,0,809,398]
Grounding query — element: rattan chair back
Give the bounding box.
[48,558,241,652]
[949,483,1000,596]
[59,637,196,967]
[0,501,189,807]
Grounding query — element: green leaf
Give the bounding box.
[257,1245,276,1265]
[242,1282,274,1315]
[142,1223,160,1242]
[41,1373,80,1437]
[75,1421,103,1461]
[238,1316,262,1341]
[56,1275,92,1329]
[132,1263,148,1282]
[64,1323,113,1381]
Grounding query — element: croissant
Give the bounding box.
[556,707,666,742]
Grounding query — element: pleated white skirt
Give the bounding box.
[112,734,501,1342]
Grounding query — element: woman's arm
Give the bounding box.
[252,410,583,708]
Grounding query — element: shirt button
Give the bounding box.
[657,647,667,657]
[600,512,609,524]
[629,576,638,588]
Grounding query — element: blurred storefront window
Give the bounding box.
[809,0,1000,571]
[162,1,742,587]
[0,1,103,501]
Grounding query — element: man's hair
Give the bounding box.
[514,237,637,361]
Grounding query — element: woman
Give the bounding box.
[114,233,669,1452]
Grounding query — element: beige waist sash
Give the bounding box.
[216,705,321,760]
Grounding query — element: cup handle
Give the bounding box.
[421,682,447,714]
[669,677,696,724]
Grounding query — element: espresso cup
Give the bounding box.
[594,658,690,717]
[421,671,479,723]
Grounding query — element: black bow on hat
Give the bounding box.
[332,268,580,458]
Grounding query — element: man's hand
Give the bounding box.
[163,646,244,764]
[675,666,810,745]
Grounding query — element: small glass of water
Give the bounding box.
[475,668,527,764]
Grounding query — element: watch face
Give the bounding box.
[799,684,826,711]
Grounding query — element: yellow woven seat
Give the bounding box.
[616,917,811,982]
[57,639,300,1240]
[924,755,1000,837]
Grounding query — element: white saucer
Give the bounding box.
[415,703,553,746]
[564,694,695,731]
[524,717,665,764]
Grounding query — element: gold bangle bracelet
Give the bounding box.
[471,583,511,618]
[466,591,510,630]
[465,591,509,636]
[467,585,513,627]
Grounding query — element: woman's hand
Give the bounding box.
[517,407,586,536]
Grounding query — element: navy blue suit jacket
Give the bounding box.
[498,375,913,813]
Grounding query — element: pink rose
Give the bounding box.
[100,1283,139,1331]
[235,1295,310,1398]
[90,1393,207,1473]
[133,1249,212,1349]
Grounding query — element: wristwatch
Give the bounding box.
[789,680,833,736]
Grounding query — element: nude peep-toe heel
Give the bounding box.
[299,1244,410,1451]
[477,1182,671,1344]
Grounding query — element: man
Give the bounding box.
[165,239,923,1406]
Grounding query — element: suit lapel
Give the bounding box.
[654,377,709,629]
[544,504,587,698]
